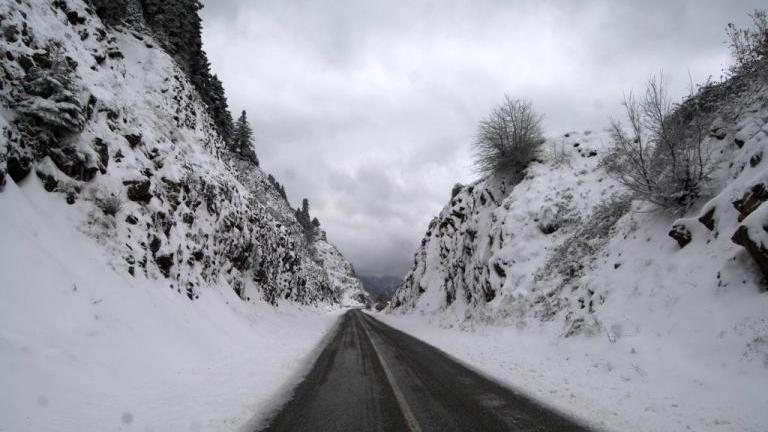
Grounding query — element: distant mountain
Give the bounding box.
[359,275,402,300]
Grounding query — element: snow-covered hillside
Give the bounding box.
[313,232,370,307]
[0,0,362,430]
[0,0,362,304]
[0,179,343,431]
[388,65,768,431]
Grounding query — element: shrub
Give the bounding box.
[549,138,571,167]
[603,75,716,213]
[472,96,544,178]
[94,194,123,216]
[726,10,768,74]
[540,193,633,284]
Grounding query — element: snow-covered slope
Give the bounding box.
[388,65,768,431]
[0,0,361,305]
[0,1,362,430]
[313,232,370,307]
[0,179,342,432]
[391,130,627,328]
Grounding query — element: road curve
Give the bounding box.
[260,309,591,432]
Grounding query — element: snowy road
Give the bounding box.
[261,310,590,431]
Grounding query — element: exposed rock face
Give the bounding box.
[732,203,768,289]
[312,233,370,307]
[390,60,768,333]
[125,180,152,203]
[732,226,766,266]
[698,206,716,231]
[389,132,625,332]
[669,223,692,248]
[733,183,768,222]
[0,0,360,306]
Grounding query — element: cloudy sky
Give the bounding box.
[200,0,762,277]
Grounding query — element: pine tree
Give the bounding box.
[294,199,321,243]
[267,174,289,202]
[296,198,311,229]
[233,110,252,152]
[138,1,235,143]
[208,74,233,143]
[231,110,259,165]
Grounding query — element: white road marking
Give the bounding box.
[359,314,423,432]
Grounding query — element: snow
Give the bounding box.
[1,0,361,307]
[0,4,367,430]
[0,178,343,432]
[0,1,366,428]
[313,235,370,307]
[375,310,768,432]
[2,1,767,431]
[388,73,768,431]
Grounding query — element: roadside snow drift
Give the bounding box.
[0,1,360,431]
[0,179,342,432]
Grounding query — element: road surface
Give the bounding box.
[260,309,591,432]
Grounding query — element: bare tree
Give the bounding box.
[473,96,544,177]
[604,75,716,212]
[726,9,768,73]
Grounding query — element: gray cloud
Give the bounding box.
[200,0,763,276]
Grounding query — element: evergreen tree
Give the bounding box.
[266,174,289,202]
[230,110,259,165]
[232,110,253,153]
[137,0,234,143]
[208,74,233,143]
[295,198,311,229]
[294,199,321,243]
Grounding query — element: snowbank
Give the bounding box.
[0,179,342,432]
[376,311,768,432]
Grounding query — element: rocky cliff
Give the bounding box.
[0,0,361,306]
[390,61,768,357]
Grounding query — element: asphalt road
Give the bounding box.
[260,309,591,432]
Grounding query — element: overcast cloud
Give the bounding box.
[200,0,762,277]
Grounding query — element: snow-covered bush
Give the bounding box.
[472,96,544,178]
[548,138,571,167]
[93,194,123,217]
[603,75,717,213]
[540,193,632,285]
[726,9,768,74]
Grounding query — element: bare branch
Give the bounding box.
[472,96,544,178]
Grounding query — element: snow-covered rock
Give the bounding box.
[388,63,768,431]
[312,232,370,307]
[0,0,360,306]
[390,130,626,331]
[0,1,363,430]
